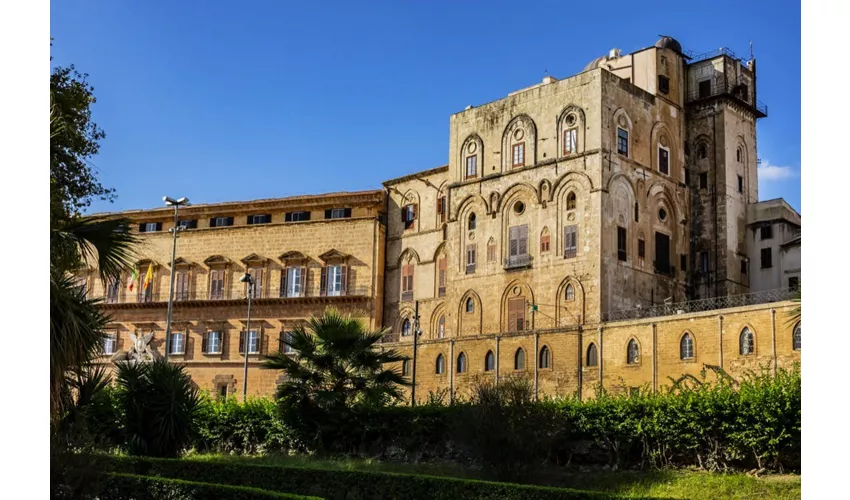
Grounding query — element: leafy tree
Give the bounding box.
[261,309,408,451]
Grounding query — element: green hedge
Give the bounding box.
[95,455,663,500]
[95,472,319,499]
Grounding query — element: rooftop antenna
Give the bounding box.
[749,40,754,60]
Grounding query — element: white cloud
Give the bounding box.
[758,159,796,181]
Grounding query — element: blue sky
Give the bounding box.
[50,1,800,214]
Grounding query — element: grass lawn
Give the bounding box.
[185,453,800,500]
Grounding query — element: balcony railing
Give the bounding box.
[96,286,372,305]
[504,254,532,270]
[685,80,767,117]
[564,248,577,259]
[400,291,414,302]
[466,263,476,274]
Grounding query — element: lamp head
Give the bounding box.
[239,273,253,284]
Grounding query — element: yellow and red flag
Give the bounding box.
[142,263,153,290]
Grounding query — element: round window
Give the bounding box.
[566,114,576,126]
[514,201,525,214]
[658,208,667,221]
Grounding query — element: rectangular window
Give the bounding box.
[402,204,417,230]
[788,277,799,291]
[698,80,711,99]
[280,332,293,354]
[508,224,529,257]
[617,227,627,261]
[617,128,629,156]
[169,332,185,355]
[658,147,669,175]
[401,264,414,301]
[247,214,271,224]
[325,208,351,219]
[285,267,303,297]
[106,278,121,304]
[465,155,477,178]
[658,75,670,94]
[638,238,646,259]
[564,225,578,259]
[512,142,525,167]
[177,219,197,229]
[699,173,708,189]
[761,248,773,268]
[487,241,496,263]
[741,259,748,275]
[285,211,311,222]
[466,244,477,274]
[680,254,687,272]
[141,222,162,233]
[438,257,446,297]
[248,267,264,298]
[508,297,526,332]
[210,216,234,228]
[239,330,260,355]
[737,175,743,193]
[437,196,446,223]
[204,331,222,354]
[325,265,344,296]
[564,128,577,154]
[760,225,773,240]
[654,232,671,274]
[700,251,710,273]
[174,270,190,301]
[209,269,225,299]
[103,332,117,355]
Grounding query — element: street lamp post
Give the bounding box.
[239,273,254,402]
[163,196,189,361]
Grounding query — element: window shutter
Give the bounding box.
[280,268,288,297]
[436,198,443,214]
[189,219,198,229]
[139,223,147,233]
[156,222,163,231]
[412,204,417,220]
[401,207,407,223]
[239,331,245,354]
[325,209,332,219]
[202,332,208,354]
[300,267,307,296]
[209,218,217,228]
[519,225,528,255]
[226,217,234,226]
[341,265,348,295]
[343,208,351,218]
[247,216,254,225]
[285,213,293,222]
[320,267,328,296]
[265,214,271,222]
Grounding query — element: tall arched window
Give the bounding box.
[485,350,495,371]
[586,343,598,367]
[402,359,411,376]
[627,339,640,364]
[436,354,445,374]
[401,318,412,337]
[793,323,801,351]
[438,315,445,338]
[566,191,577,210]
[456,352,467,373]
[680,333,694,360]
[468,213,477,230]
[466,297,475,313]
[740,328,754,355]
[514,348,526,370]
[539,346,551,369]
[565,284,575,301]
[736,147,743,162]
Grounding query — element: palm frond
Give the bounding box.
[51,216,138,282]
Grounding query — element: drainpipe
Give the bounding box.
[652,323,658,394]
[718,315,724,369]
[495,335,500,385]
[577,328,583,401]
[771,308,777,377]
[597,326,604,389]
[534,332,540,401]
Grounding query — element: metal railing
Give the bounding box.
[686,47,739,64]
[686,80,768,116]
[564,248,577,259]
[504,254,532,270]
[97,286,372,305]
[400,291,414,302]
[597,287,795,323]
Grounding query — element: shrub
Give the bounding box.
[194,395,289,454]
[91,455,657,500]
[115,359,201,458]
[96,472,319,499]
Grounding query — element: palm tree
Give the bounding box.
[263,309,409,408]
[787,282,801,327]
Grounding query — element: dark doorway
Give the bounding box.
[655,232,671,274]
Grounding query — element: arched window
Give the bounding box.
[402,359,411,376]
[514,348,526,370]
[566,191,576,210]
[586,343,598,367]
[436,354,445,374]
[401,318,412,337]
[438,315,445,338]
[680,333,694,360]
[697,143,707,159]
[793,323,801,351]
[457,352,467,373]
[565,284,575,301]
[466,297,475,313]
[539,346,551,369]
[740,328,754,355]
[485,350,495,371]
[468,213,477,230]
[736,147,743,162]
[540,227,550,253]
[627,339,640,364]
